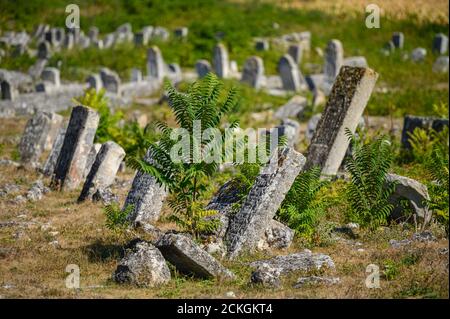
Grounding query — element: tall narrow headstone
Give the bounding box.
[195,60,212,78]
[225,147,306,258]
[304,66,379,175]
[147,46,164,80]
[278,54,304,91]
[51,106,99,191]
[433,33,448,54]
[324,39,343,83]
[392,32,404,49]
[18,112,64,163]
[78,141,125,202]
[241,56,264,89]
[213,43,229,78]
[124,148,167,226]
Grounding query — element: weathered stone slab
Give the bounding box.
[41,67,60,87]
[156,233,235,280]
[0,79,17,101]
[278,54,304,91]
[324,39,343,83]
[433,56,449,73]
[386,173,432,224]
[304,66,378,175]
[83,143,102,179]
[130,68,142,82]
[195,59,212,78]
[411,47,427,62]
[86,74,102,91]
[18,111,63,163]
[288,43,302,64]
[240,56,264,89]
[78,141,125,202]
[100,68,121,95]
[147,46,165,81]
[113,240,170,287]
[343,56,367,68]
[42,126,66,176]
[392,32,404,49]
[51,105,99,191]
[226,147,306,258]
[401,115,449,149]
[213,43,229,78]
[274,95,307,119]
[433,33,448,54]
[260,219,295,250]
[124,148,167,226]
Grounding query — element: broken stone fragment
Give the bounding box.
[113,241,170,287]
[250,263,281,288]
[155,233,235,280]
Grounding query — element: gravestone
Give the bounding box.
[134,31,149,46]
[78,141,125,202]
[37,41,51,59]
[147,46,164,80]
[0,79,17,101]
[392,32,404,49]
[28,59,48,80]
[42,126,66,176]
[18,111,64,163]
[124,148,167,226]
[226,147,306,258]
[401,115,449,149]
[174,27,188,38]
[51,106,99,191]
[278,54,304,91]
[273,119,301,147]
[432,56,449,73]
[343,56,368,68]
[304,66,378,175]
[411,48,427,62]
[41,67,60,87]
[84,143,102,178]
[86,74,102,91]
[213,43,229,78]
[433,33,448,54]
[324,39,343,83]
[241,56,264,89]
[288,44,302,64]
[195,59,212,78]
[274,95,307,119]
[255,39,269,51]
[100,68,121,95]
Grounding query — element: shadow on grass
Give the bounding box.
[82,240,125,263]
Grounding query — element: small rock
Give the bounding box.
[225,291,236,298]
[26,180,49,201]
[13,195,26,204]
[410,47,427,62]
[412,231,436,243]
[250,263,281,288]
[92,188,119,205]
[294,276,340,288]
[389,239,412,248]
[49,240,60,248]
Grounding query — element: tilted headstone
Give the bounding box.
[401,115,449,149]
[84,143,102,179]
[86,74,102,91]
[278,54,304,91]
[433,33,448,54]
[42,126,66,176]
[324,39,343,83]
[41,67,60,87]
[274,95,307,119]
[100,68,121,95]
[78,141,125,202]
[37,40,51,59]
[304,66,379,175]
[18,111,64,163]
[0,79,17,101]
[213,43,229,78]
[241,56,264,89]
[392,32,404,49]
[255,39,269,51]
[51,105,99,191]
[147,46,165,80]
[195,59,212,78]
[288,44,303,64]
[226,147,306,258]
[124,148,167,226]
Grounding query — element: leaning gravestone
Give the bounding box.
[84,143,102,179]
[278,54,304,91]
[304,66,379,175]
[124,148,167,226]
[213,43,229,78]
[392,32,404,49]
[433,33,448,54]
[18,111,63,163]
[51,106,99,191]
[42,126,66,176]
[226,147,306,258]
[324,39,344,84]
[241,56,264,89]
[401,115,449,149]
[100,68,121,95]
[195,59,212,78]
[78,141,125,202]
[147,46,165,81]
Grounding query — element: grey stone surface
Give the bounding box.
[42,126,66,176]
[411,47,427,62]
[343,56,368,68]
[92,187,119,205]
[324,39,344,83]
[241,56,264,89]
[304,66,378,175]
[78,141,125,202]
[84,143,102,179]
[433,56,449,73]
[174,27,188,38]
[86,74,102,91]
[260,219,295,249]
[226,147,306,258]
[278,54,304,91]
[0,79,18,101]
[124,148,167,226]
[156,233,235,280]
[18,111,63,163]
[433,33,448,54]
[288,43,303,64]
[195,59,212,78]
[392,32,404,49]
[147,46,165,80]
[274,95,307,119]
[100,68,121,95]
[130,68,142,82]
[255,39,269,51]
[401,115,449,149]
[250,263,281,288]
[386,173,432,224]
[28,59,48,80]
[26,180,50,201]
[213,43,229,78]
[41,67,60,87]
[294,276,340,288]
[51,105,99,191]
[113,241,170,287]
